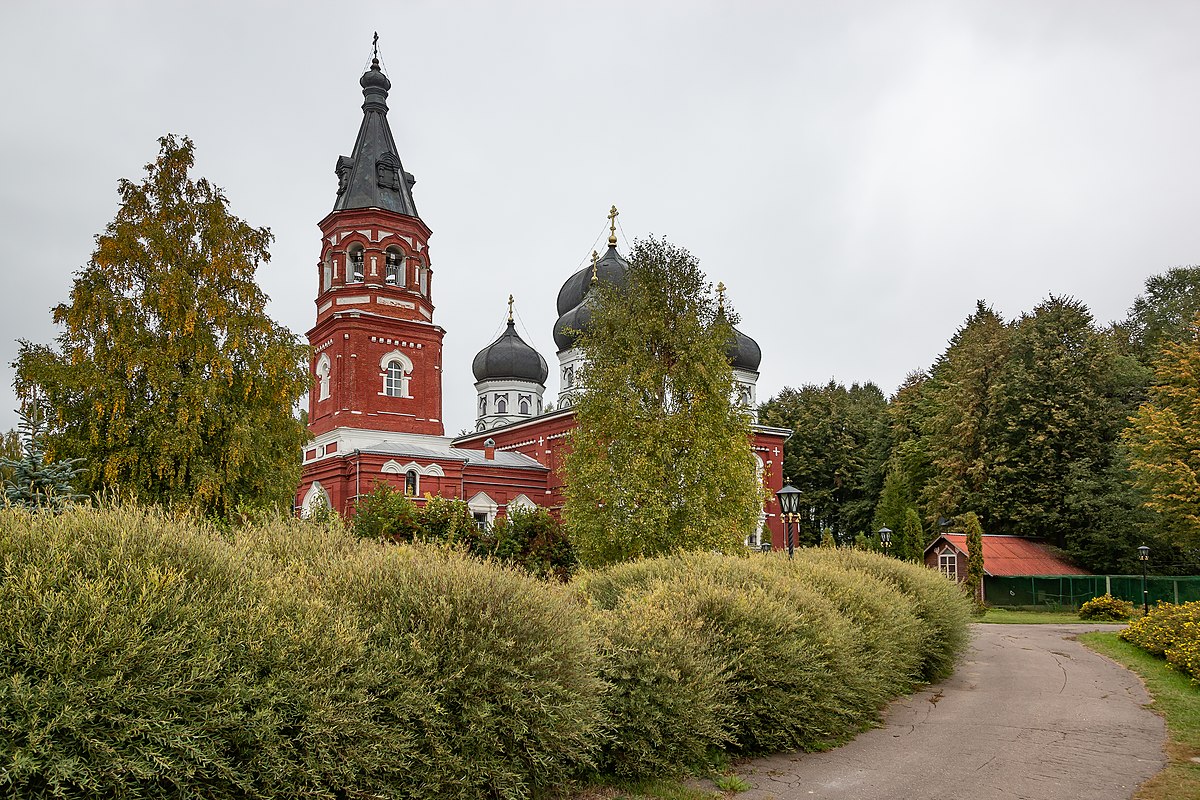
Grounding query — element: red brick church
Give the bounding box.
[295,52,791,548]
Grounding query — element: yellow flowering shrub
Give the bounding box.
[1121,601,1200,680]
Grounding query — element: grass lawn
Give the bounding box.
[1079,632,1200,800]
[980,607,1128,624]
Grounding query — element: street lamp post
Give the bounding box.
[776,478,802,561]
[878,527,892,556]
[1138,545,1150,615]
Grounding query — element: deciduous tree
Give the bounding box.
[1124,317,1200,549]
[562,237,761,566]
[14,136,309,520]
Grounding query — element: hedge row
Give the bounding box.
[0,507,971,798]
[1120,601,1200,679]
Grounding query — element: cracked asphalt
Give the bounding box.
[722,624,1165,800]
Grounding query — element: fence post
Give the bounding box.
[1175,580,1179,605]
[1106,575,1111,596]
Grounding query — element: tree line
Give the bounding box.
[759,270,1200,575]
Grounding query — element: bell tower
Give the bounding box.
[306,44,445,438]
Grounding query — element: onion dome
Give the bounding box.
[553,245,629,351]
[473,306,549,384]
[727,326,762,372]
[716,282,761,372]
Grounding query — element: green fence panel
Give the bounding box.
[984,575,1200,609]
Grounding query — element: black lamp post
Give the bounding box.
[878,527,892,555]
[1138,545,1150,615]
[776,478,802,560]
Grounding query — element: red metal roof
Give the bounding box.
[931,534,1089,576]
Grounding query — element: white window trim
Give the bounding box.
[316,353,331,401]
[379,350,414,398]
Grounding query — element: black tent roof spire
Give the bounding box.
[331,34,420,217]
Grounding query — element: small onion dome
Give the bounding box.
[727,325,762,372]
[473,320,549,384]
[555,245,630,315]
[360,58,392,92]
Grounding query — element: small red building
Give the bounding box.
[924,533,1089,582]
[295,51,790,546]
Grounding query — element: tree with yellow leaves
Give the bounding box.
[14,135,309,520]
[1124,316,1200,547]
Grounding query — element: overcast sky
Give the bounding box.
[3,1,1199,436]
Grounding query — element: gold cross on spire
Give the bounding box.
[607,205,619,247]
[717,281,727,313]
[507,294,514,323]
[590,250,599,284]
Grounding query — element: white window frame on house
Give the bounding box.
[468,491,498,529]
[379,350,413,398]
[316,353,331,401]
[300,481,330,518]
[939,551,958,581]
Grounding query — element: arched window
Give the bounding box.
[417,260,428,295]
[385,360,405,397]
[495,394,508,414]
[404,469,418,496]
[321,259,332,292]
[316,354,331,401]
[348,245,365,283]
[379,350,413,398]
[518,395,531,415]
[478,395,487,416]
[385,248,405,286]
[563,366,573,388]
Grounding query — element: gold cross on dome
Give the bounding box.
[717,281,727,313]
[590,250,599,283]
[607,205,619,246]
[507,294,514,323]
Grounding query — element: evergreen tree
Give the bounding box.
[759,380,890,543]
[918,302,1009,526]
[899,506,925,562]
[963,511,985,610]
[0,406,85,511]
[1123,266,1200,365]
[14,136,310,521]
[562,237,761,566]
[987,297,1125,547]
[872,463,913,539]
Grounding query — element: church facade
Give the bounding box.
[295,54,791,548]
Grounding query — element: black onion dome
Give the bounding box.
[553,245,629,351]
[555,246,630,315]
[552,296,594,351]
[473,321,549,384]
[727,326,762,372]
[360,58,392,91]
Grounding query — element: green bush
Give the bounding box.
[575,551,922,756]
[585,590,734,777]
[331,542,605,798]
[0,506,604,800]
[1078,593,1135,621]
[492,505,577,580]
[796,547,972,681]
[0,506,386,800]
[350,480,423,541]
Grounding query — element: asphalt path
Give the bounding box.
[725,624,1166,800]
